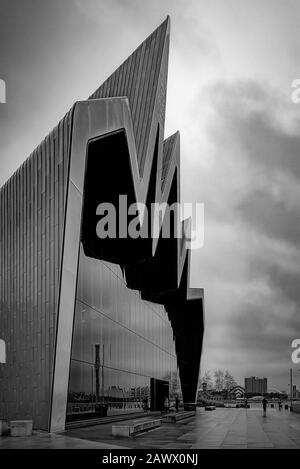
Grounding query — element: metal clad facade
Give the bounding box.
[0,111,73,430]
[0,18,203,431]
[161,133,177,191]
[0,20,169,430]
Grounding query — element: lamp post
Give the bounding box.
[290,368,293,411]
[0,339,6,364]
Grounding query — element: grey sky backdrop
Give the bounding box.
[1,0,300,391]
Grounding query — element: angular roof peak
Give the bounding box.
[89,18,170,175]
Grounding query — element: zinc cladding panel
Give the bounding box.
[161,133,177,191]
[0,110,73,430]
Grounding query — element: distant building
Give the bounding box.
[245,376,267,395]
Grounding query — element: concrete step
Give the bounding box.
[65,411,161,429]
[291,403,300,413]
[10,420,33,437]
[162,411,195,423]
[112,418,162,437]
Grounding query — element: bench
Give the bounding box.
[205,406,216,411]
[112,418,162,437]
[291,403,300,413]
[10,420,33,437]
[163,411,195,423]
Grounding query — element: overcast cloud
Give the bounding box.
[1,0,300,391]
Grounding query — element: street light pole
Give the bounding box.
[290,368,293,411]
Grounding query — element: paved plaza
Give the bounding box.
[1,407,300,449]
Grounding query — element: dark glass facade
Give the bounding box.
[66,246,181,421]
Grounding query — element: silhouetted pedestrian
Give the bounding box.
[175,396,180,413]
[164,396,169,413]
[143,397,148,412]
[262,397,268,417]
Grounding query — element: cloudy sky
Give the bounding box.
[1,0,300,391]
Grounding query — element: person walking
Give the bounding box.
[143,397,148,412]
[175,395,180,413]
[244,398,248,409]
[278,399,282,411]
[164,396,169,413]
[262,397,268,417]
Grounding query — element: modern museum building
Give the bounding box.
[0,18,204,432]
